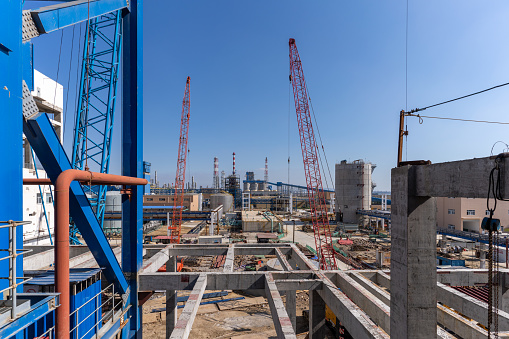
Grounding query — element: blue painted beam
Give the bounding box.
[121,0,143,336]
[0,0,23,295]
[23,114,128,294]
[30,0,128,34]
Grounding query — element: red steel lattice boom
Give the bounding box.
[289,39,337,270]
[169,76,191,243]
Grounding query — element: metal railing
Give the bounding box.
[35,326,55,339]
[0,220,33,320]
[69,283,123,339]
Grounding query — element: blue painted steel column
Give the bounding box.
[121,0,143,337]
[0,0,23,293]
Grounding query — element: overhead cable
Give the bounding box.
[407,113,509,125]
[407,82,509,114]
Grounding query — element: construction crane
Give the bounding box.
[71,10,122,241]
[289,38,337,270]
[169,76,191,243]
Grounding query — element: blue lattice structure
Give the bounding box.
[72,10,122,234]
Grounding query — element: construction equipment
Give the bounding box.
[169,76,191,243]
[288,38,337,270]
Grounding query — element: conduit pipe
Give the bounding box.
[24,169,147,339]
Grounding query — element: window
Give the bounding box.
[146,198,153,201]
[448,224,455,230]
[448,209,455,215]
[36,193,42,204]
[466,210,475,216]
[159,198,166,201]
[46,193,53,204]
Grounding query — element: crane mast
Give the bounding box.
[169,77,191,243]
[289,38,337,270]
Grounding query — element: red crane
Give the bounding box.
[289,39,337,270]
[169,76,191,243]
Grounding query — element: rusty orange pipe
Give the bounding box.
[45,169,147,339]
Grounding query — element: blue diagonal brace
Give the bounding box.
[23,113,128,294]
[30,0,128,34]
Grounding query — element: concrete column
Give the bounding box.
[309,290,326,338]
[480,244,486,269]
[166,256,177,338]
[286,291,297,332]
[391,166,437,339]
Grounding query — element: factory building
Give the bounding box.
[335,160,374,223]
[437,197,509,233]
[143,193,203,211]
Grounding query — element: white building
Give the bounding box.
[22,69,63,245]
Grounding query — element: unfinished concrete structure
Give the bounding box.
[336,160,374,223]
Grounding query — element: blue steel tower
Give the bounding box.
[72,10,122,233]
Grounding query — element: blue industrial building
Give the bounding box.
[0,0,144,337]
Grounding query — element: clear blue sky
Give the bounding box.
[26,1,509,191]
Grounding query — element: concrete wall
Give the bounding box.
[335,160,373,223]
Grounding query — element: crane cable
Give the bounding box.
[309,97,334,190]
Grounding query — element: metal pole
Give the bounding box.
[10,221,16,320]
[293,220,296,244]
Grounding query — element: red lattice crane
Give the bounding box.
[289,39,337,270]
[169,76,191,243]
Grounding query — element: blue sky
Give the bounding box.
[26,1,509,191]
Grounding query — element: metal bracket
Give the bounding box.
[22,11,40,42]
[22,80,39,120]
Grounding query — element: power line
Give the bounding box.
[407,113,509,125]
[408,82,509,114]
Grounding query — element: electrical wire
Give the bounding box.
[52,29,64,112]
[407,113,509,125]
[407,82,509,114]
[405,0,409,112]
[63,25,76,137]
[71,23,83,155]
[309,97,334,190]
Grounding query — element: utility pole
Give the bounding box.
[397,110,408,167]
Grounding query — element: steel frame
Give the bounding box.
[72,10,122,233]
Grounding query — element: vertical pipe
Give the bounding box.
[55,180,70,338]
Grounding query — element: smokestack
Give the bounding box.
[233,152,236,175]
[213,157,219,189]
[154,171,158,188]
[264,157,268,182]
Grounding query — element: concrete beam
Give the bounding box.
[349,272,390,306]
[437,282,509,330]
[223,244,234,272]
[289,243,316,271]
[437,304,488,339]
[436,269,488,286]
[276,248,293,271]
[274,279,322,291]
[335,272,390,334]
[170,273,207,339]
[23,249,53,270]
[315,273,389,339]
[141,245,171,273]
[265,274,297,338]
[412,156,509,198]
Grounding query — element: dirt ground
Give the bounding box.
[142,290,335,338]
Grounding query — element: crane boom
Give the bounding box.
[169,76,191,243]
[289,38,337,270]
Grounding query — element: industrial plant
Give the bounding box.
[2,1,509,339]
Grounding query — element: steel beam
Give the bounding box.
[29,0,128,34]
[121,0,143,336]
[24,114,128,293]
[170,273,207,339]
